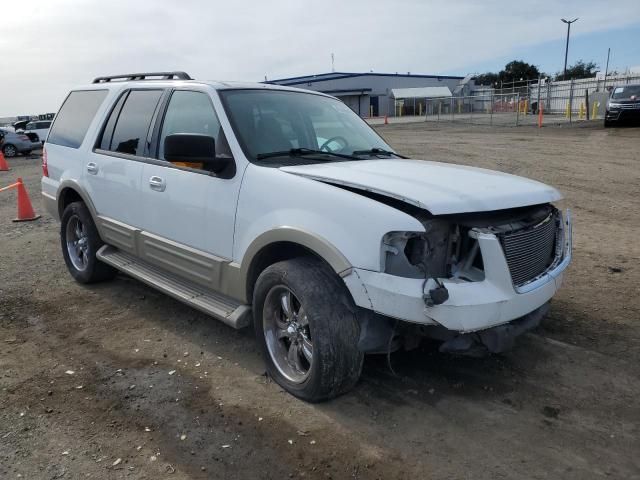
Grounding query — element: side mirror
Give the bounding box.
[164,133,231,173]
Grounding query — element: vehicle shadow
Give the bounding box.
[97,273,553,410]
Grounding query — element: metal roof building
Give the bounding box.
[266,71,464,117]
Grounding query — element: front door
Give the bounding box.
[137,88,240,287]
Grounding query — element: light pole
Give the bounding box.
[561,18,578,80]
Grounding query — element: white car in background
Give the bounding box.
[24,120,52,144]
[41,72,572,401]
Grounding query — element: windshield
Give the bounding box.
[219,89,394,162]
[611,85,640,100]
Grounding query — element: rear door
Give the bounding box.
[136,87,240,286]
[86,88,164,253]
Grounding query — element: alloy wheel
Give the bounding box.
[263,286,314,383]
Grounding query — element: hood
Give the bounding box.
[280,159,562,215]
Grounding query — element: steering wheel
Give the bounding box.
[320,136,348,153]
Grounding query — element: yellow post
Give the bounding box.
[592,101,599,120]
[419,103,422,117]
[579,102,585,119]
[565,102,571,118]
[524,99,529,115]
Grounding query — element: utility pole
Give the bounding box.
[603,47,611,90]
[561,18,578,80]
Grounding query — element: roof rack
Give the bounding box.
[92,71,192,84]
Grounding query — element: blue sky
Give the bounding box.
[1,0,640,115]
[465,23,640,77]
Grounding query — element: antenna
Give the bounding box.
[331,53,335,73]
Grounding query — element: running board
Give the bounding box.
[97,245,251,329]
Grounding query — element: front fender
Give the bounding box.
[234,164,425,272]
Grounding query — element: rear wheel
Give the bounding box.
[253,257,363,402]
[60,202,117,283]
[2,144,17,157]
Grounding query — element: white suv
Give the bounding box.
[42,72,572,401]
[24,120,52,145]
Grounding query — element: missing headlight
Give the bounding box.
[382,220,451,278]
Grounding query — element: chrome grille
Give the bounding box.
[500,213,558,287]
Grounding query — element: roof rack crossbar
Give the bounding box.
[92,71,192,83]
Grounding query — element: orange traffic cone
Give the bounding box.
[0,151,9,171]
[13,177,40,222]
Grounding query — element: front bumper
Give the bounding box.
[606,107,640,122]
[344,211,572,333]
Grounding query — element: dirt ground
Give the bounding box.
[1,122,639,480]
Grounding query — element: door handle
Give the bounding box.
[86,162,99,175]
[149,176,166,192]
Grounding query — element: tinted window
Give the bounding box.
[48,90,108,148]
[99,92,128,150]
[109,90,162,156]
[158,90,228,160]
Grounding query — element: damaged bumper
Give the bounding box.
[344,211,572,335]
[439,302,549,356]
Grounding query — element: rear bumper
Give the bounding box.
[344,211,572,333]
[17,141,41,152]
[41,177,59,220]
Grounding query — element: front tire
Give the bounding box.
[253,257,363,402]
[60,202,117,283]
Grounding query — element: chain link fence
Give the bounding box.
[385,74,640,126]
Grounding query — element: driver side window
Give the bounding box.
[159,90,231,164]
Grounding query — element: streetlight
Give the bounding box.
[561,18,578,80]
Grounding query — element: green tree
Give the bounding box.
[473,60,542,86]
[556,60,599,81]
[474,72,499,86]
[499,60,541,83]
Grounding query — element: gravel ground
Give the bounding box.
[1,122,639,479]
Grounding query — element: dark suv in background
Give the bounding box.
[605,84,640,127]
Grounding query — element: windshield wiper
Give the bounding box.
[256,148,357,161]
[351,148,407,159]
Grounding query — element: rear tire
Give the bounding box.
[60,202,117,284]
[2,144,17,157]
[253,257,363,402]
[604,119,613,128]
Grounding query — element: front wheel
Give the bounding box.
[60,202,117,283]
[253,257,363,402]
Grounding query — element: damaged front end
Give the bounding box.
[375,203,567,356]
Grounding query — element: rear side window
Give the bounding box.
[107,90,163,156]
[48,90,108,148]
